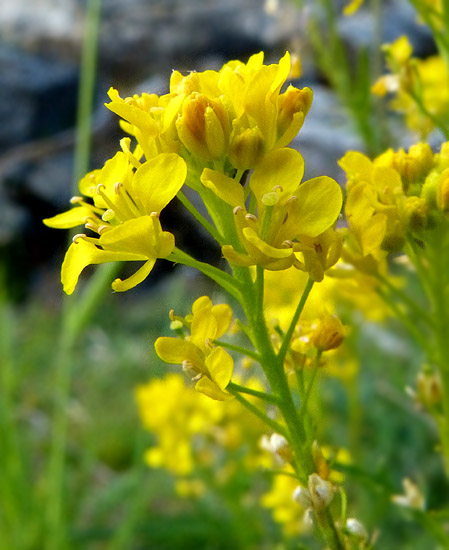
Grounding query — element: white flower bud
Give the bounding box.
[293,485,313,509]
[346,518,368,540]
[308,473,335,511]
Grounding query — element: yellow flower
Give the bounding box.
[43,150,187,293]
[202,147,343,274]
[155,296,234,400]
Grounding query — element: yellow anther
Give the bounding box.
[96,183,106,194]
[98,225,110,234]
[70,196,83,204]
[245,213,257,222]
[233,206,244,215]
[150,211,160,218]
[282,240,294,248]
[114,182,122,194]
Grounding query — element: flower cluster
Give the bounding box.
[44,51,343,294]
[338,141,449,275]
[372,35,449,138]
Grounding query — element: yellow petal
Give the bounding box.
[112,259,156,292]
[205,346,233,390]
[192,296,213,314]
[211,304,233,338]
[98,216,172,258]
[155,337,205,371]
[190,308,218,351]
[61,239,141,295]
[242,228,293,259]
[195,376,232,401]
[201,168,245,207]
[43,206,93,229]
[290,176,343,237]
[132,153,187,213]
[250,148,304,206]
[105,87,158,134]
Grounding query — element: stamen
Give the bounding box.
[282,240,294,248]
[84,222,98,232]
[70,196,83,204]
[272,185,283,192]
[286,195,297,204]
[114,182,122,195]
[150,211,159,218]
[233,206,244,215]
[102,209,115,222]
[96,183,106,194]
[98,225,110,234]
[72,234,87,243]
[245,213,257,222]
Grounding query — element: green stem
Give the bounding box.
[177,190,224,244]
[277,277,314,366]
[375,271,434,328]
[213,340,261,362]
[227,382,281,405]
[227,389,287,436]
[170,247,243,301]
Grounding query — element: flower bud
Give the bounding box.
[277,86,312,138]
[403,196,429,232]
[293,485,313,509]
[229,125,265,169]
[176,93,230,161]
[309,315,345,352]
[308,473,335,511]
[346,518,369,541]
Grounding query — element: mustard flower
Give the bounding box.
[202,147,343,277]
[44,148,187,293]
[155,296,234,400]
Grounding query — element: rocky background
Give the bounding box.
[0,0,435,301]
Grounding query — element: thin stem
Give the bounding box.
[227,382,281,405]
[227,388,287,436]
[213,340,261,362]
[298,360,320,423]
[277,277,314,366]
[170,247,243,301]
[177,190,224,244]
[375,271,434,328]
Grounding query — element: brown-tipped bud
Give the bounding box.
[309,315,345,352]
[176,93,230,161]
[229,126,265,169]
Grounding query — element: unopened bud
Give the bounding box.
[346,518,369,540]
[229,126,265,169]
[437,170,449,212]
[309,315,345,352]
[308,473,335,511]
[403,196,429,232]
[293,486,313,509]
